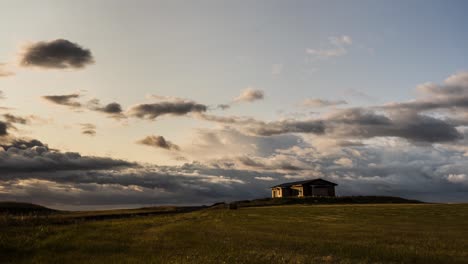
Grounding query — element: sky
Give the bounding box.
[1,0,468,209]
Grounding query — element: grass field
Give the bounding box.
[1,203,467,263]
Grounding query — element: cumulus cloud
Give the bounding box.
[234,88,265,103]
[128,101,207,120]
[380,72,468,118]
[42,93,82,108]
[446,174,467,184]
[306,35,353,59]
[19,39,94,69]
[137,135,180,151]
[301,98,347,108]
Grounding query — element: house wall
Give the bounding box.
[272,185,336,198]
[290,185,304,197]
[311,186,335,197]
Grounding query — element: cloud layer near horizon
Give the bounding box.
[4,71,468,208]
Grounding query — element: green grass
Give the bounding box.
[1,204,467,263]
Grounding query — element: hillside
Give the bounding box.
[228,196,424,208]
[1,202,467,263]
[0,202,57,215]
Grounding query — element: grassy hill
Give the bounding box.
[0,202,57,215]
[227,196,424,208]
[1,200,467,263]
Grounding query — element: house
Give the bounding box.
[271,178,337,198]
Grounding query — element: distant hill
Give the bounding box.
[219,196,424,209]
[0,202,57,215]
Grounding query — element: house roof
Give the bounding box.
[271,178,337,188]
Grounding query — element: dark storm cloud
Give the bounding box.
[0,121,7,136]
[200,106,462,143]
[1,134,468,208]
[129,101,207,120]
[137,135,180,151]
[20,39,94,69]
[1,138,46,150]
[0,138,134,173]
[325,108,463,143]
[42,94,82,108]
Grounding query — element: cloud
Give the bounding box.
[42,94,82,108]
[200,100,462,143]
[247,119,326,136]
[180,128,302,162]
[216,104,231,110]
[0,63,14,77]
[301,98,347,108]
[128,101,207,120]
[214,88,265,110]
[334,157,353,167]
[0,113,41,136]
[325,108,463,143]
[42,94,126,119]
[3,114,30,125]
[2,134,468,208]
[80,123,96,136]
[137,135,180,151]
[87,99,123,114]
[254,176,275,181]
[446,174,467,184]
[87,99,124,118]
[380,72,468,116]
[306,35,352,59]
[0,121,7,136]
[234,88,264,103]
[98,102,123,114]
[0,138,134,173]
[19,39,94,69]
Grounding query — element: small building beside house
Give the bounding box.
[271,178,337,198]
